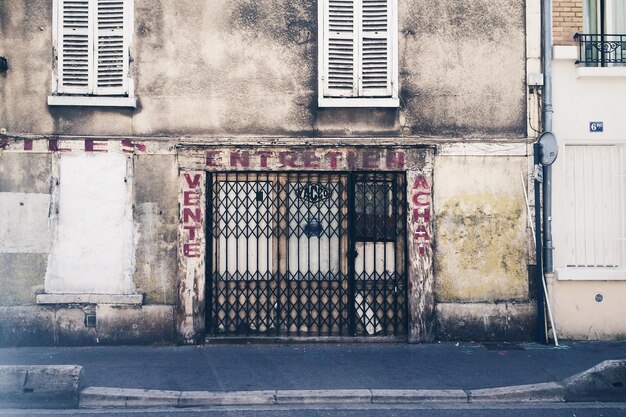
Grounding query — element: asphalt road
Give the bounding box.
[2,404,626,417]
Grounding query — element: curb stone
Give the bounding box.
[80,387,181,408]
[275,389,371,405]
[179,390,276,407]
[371,389,468,403]
[77,386,566,408]
[0,365,84,409]
[468,382,565,403]
[564,360,626,402]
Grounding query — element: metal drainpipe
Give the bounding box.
[534,144,546,343]
[542,0,554,274]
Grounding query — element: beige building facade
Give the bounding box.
[0,0,546,345]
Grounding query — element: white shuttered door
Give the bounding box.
[58,0,93,94]
[322,0,393,98]
[57,0,129,95]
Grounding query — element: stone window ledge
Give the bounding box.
[553,46,626,78]
[576,66,626,78]
[36,293,144,305]
[47,95,137,108]
[556,268,626,281]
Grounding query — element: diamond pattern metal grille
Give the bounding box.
[208,172,406,337]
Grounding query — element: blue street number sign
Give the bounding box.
[590,122,604,132]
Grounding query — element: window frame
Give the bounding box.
[49,0,136,108]
[317,0,399,108]
[584,0,626,34]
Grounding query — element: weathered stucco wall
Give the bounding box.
[133,0,316,136]
[133,155,178,305]
[0,147,178,346]
[434,156,530,303]
[398,0,527,137]
[0,0,535,345]
[0,1,54,133]
[1,0,526,137]
[436,302,536,341]
[0,305,174,346]
[0,146,179,306]
[0,153,52,305]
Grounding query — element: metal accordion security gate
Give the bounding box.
[206,172,407,338]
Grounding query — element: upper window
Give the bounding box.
[48,0,136,107]
[318,0,399,107]
[576,0,626,66]
[584,0,626,34]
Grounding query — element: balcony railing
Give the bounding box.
[574,33,626,66]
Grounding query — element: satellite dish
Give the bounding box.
[538,131,558,166]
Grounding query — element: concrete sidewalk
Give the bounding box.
[0,341,625,409]
[0,341,624,392]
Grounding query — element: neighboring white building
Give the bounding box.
[550,0,626,339]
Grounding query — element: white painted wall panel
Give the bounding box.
[0,193,52,253]
[44,153,136,294]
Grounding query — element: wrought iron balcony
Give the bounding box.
[574,33,626,66]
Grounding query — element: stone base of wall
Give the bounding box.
[1,302,539,345]
[0,305,175,347]
[436,302,537,342]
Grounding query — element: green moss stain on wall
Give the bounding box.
[435,192,529,302]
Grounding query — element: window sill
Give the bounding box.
[556,267,626,281]
[318,97,400,108]
[36,293,144,305]
[576,66,626,78]
[48,95,137,108]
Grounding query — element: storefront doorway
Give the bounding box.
[206,172,407,337]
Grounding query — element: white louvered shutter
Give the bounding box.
[323,0,357,97]
[359,0,392,96]
[58,0,93,94]
[93,0,129,95]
